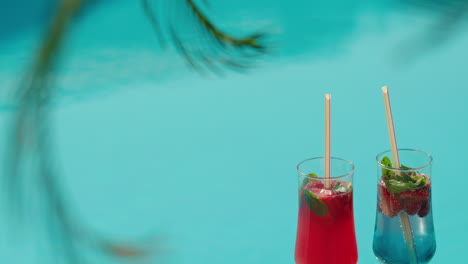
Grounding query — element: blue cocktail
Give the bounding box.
[373,149,436,264]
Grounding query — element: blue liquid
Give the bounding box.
[373,211,436,264]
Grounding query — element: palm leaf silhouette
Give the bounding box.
[143,0,268,74]
[397,0,468,60]
[4,0,269,263]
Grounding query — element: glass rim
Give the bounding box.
[296,157,355,180]
[376,148,433,171]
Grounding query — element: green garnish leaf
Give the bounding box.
[381,156,393,177]
[407,175,427,189]
[385,179,410,194]
[384,176,428,193]
[416,175,427,187]
[301,173,319,188]
[381,156,427,194]
[333,181,343,189]
[401,165,418,176]
[333,181,352,193]
[302,189,328,217]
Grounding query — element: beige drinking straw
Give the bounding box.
[324,94,331,189]
[382,86,418,264]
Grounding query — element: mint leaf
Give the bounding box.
[381,156,394,177]
[381,156,428,194]
[415,175,427,188]
[333,181,343,190]
[385,176,426,194]
[333,181,352,193]
[302,189,328,217]
[381,156,393,167]
[383,173,427,194]
[301,173,319,188]
[385,179,410,194]
[401,165,418,177]
[400,165,412,170]
[406,175,427,189]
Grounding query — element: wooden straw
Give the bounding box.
[324,94,331,189]
[382,86,401,168]
[382,86,418,264]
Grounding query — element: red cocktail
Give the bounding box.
[295,158,358,264]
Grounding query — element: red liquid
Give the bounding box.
[295,182,358,264]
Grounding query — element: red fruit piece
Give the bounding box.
[398,188,430,216]
[379,184,402,218]
[414,188,430,198]
[418,200,430,218]
[402,199,420,215]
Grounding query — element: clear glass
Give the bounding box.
[373,149,436,264]
[295,157,358,264]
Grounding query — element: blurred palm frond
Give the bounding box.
[5,0,270,263]
[5,0,158,263]
[398,0,468,60]
[143,0,269,75]
[401,0,467,11]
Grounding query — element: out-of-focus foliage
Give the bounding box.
[398,0,468,60]
[143,0,269,75]
[4,0,269,263]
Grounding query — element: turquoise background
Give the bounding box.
[0,0,467,263]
